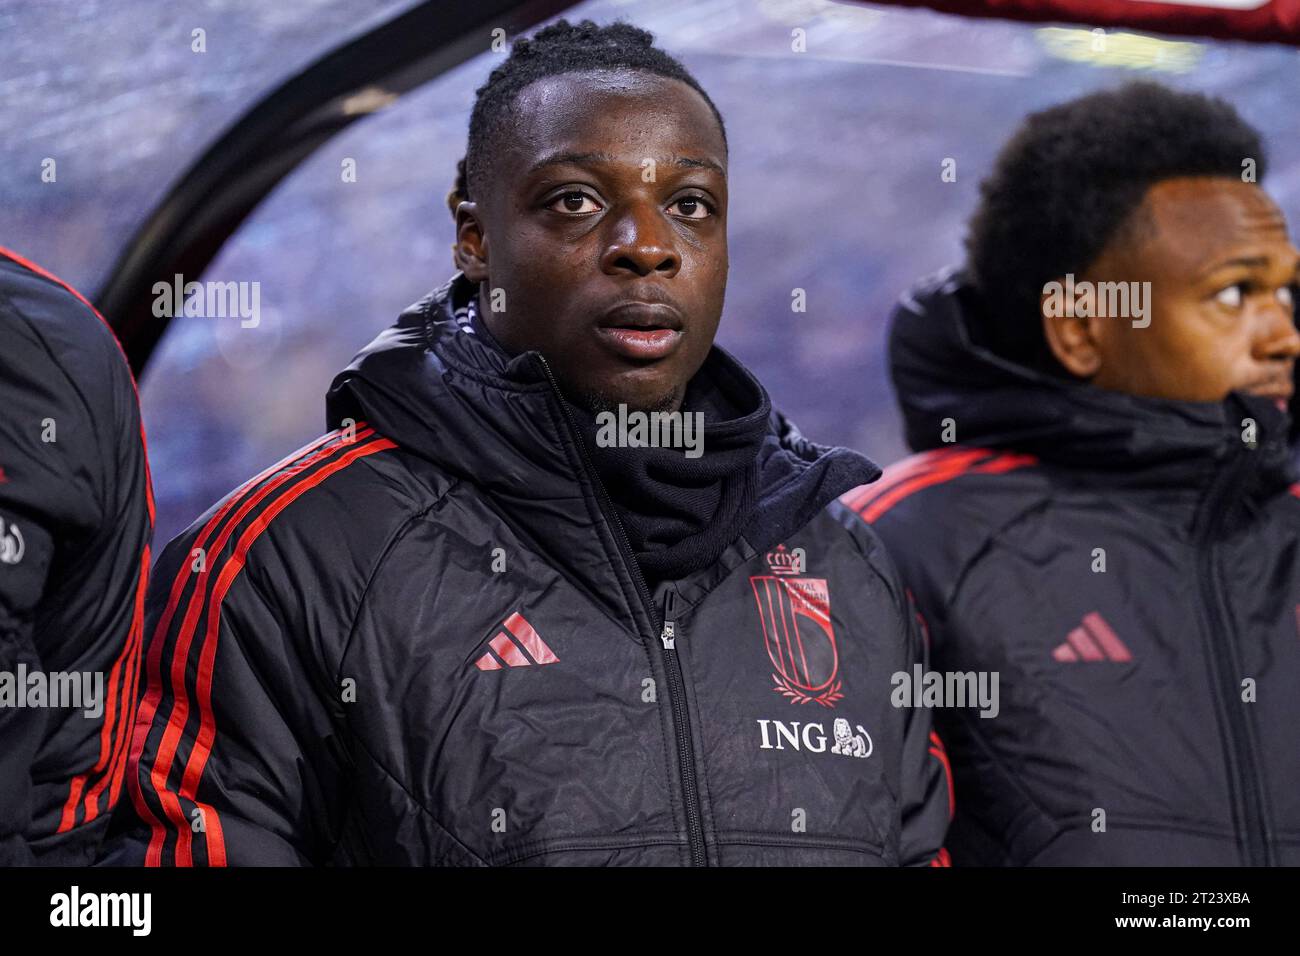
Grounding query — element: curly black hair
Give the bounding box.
[965,81,1266,372]
[446,18,726,215]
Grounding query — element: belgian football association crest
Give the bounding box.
[750,545,842,707]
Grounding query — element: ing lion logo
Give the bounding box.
[829,718,872,759]
[0,518,23,565]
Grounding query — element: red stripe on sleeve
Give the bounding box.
[853,449,1037,523]
[174,436,397,866]
[57,543,152,830]
[129,428,369,865]
[84,543,152,821]
[146,431,376,864]
[859,452,989,523]
[0,247,158,835]
[928,730,955,821]
[841,447,986,513]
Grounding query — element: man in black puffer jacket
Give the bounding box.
[0,248,153,865]
[855,82,1300,865]
[106,20,951,867]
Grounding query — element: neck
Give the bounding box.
[564,348,772,584]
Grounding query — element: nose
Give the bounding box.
[600,203,680,278]
[1254,294,1300,364]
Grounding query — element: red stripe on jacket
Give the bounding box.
[928,730,955,821]
[845,447,1037,523]
[181,435,397,866]
[0,248,156,837]
[128,429,365,860]
[137,430,393,865]
[126,432,338,856]
[57,544,152,830]
[129,430,360,862]
[841,447,984,513]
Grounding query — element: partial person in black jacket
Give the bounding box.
[108,20,951,866]
[0,248,154,864]
[854,82,1300,865]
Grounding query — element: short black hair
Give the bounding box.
[965,81,1267,372]
[448,18,726,211]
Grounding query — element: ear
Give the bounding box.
[454,201,488,282]
[1041,278,1104,378]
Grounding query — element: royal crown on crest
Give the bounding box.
[766,544,801,576]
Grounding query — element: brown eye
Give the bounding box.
[671,196,712,220]
[549,191,601,214]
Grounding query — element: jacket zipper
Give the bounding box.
[656,589,709,866]
[1193,441,1272,866]
[536,356,709,866]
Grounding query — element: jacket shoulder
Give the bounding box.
[0,251,134,418]
[172,425,438,539]
[154,425,450,666]
[837,447,1045,612]
[0,251,143,535]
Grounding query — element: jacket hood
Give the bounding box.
[326,273,880,578]
[889,268,1295,494]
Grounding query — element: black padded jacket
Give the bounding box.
[858,268,1300,866]
[111,273,952,866]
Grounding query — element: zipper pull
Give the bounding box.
[660,590,677,650]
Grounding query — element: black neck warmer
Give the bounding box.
[564,354,770,586]
[465,294,770,585]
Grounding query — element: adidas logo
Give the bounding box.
[473,612,559,671]
[1052,612,1132,662]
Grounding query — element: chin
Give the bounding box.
[571,378,682,415]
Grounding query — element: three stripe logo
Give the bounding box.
[1052,611,1132,662]
[474,612,559,670]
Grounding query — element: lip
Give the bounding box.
[595,301,685,361]
[1244,382,1293,410]
[594,326,684,361]
[598,301,684,330]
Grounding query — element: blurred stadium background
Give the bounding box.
[3,0,1298,544]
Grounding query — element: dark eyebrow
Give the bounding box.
[1199,255,1274,280]
[671,155,725,175]
[526,151,616,175]
[526,150,724,177]
[1197,252,1300,284]
[1217,256,1272,270]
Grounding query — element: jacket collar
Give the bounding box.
[327,273,881,622]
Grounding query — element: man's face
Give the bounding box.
[1068,177,1300,405]
[456,70,728,413]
